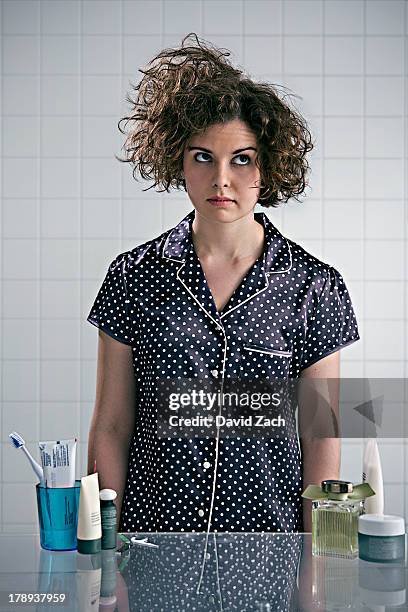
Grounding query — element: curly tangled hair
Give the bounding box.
[116,33,314,208]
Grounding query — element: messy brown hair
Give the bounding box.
[116,33,314,208]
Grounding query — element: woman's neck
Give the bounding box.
[191,209,265,263]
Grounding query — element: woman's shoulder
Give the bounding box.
[285,234,345,285]
[107,226,173,274]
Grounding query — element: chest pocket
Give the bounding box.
[239,343,292,380]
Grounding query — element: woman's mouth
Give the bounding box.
[207,198,235,207]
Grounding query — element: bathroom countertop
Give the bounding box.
[0,532,406,611]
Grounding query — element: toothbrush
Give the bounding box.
[9,431,44,485]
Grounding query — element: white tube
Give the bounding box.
[39,439,77,488]
[77,473,102,555]
[76,554,102,612]
[362,438,384,514]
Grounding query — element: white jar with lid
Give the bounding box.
[358,514,405,563]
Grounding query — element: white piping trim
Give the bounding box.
[196,320,228,595]
[219,239,293,320]
[176,262,224,332]
[220,273,271,320]
[164,254,183,264]
[267,237,293,275]
[243,345,292,358]
[175,257,227,595]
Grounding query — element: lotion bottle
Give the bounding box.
[77,473,102,554]
[362,438,384,515]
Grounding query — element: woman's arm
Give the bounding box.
[87,329,136,530]
[298,351,341,532]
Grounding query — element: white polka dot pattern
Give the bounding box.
[122,532,302,610]
[87,210,360,533]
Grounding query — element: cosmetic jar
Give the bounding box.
[359,559,406,608]
[358,514,406,563]
[100,488,117,550]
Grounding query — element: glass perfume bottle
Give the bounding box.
[311,480,364,559]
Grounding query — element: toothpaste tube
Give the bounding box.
[39,438,77,488]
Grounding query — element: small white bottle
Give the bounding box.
[362,438,384,515]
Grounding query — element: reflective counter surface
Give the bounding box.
[0,532,407,611]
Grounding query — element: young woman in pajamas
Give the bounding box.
[87,33,359,535]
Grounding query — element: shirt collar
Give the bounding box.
[162,209,292,274]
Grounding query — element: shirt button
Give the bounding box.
[198,509,205,517]
[205,552,211,560]
[203,461,211,469]
[210,369,219,378]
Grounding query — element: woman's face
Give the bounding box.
[182,119,261,223]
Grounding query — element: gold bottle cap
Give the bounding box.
[321,479,353,494]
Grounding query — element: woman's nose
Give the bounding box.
[211,162,231,186]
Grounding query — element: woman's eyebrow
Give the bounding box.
[187,146,257,154]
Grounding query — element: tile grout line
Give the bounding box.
[3,113,408,120]
[160,0,165,232]
[362,0,368,462]
[281,0,285,234]
[3,32,408,40]
[321,0,325,276]
[0,0,3,509]
[403,0,407,515]
[79,0,83,472]
[362,1,366,386]
[37,0,41,490]
[120,0,124,251]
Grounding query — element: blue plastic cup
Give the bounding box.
[36,480,81,551]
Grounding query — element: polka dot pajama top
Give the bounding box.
[87,209,360,533]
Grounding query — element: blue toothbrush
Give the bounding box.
[9,431,44,485]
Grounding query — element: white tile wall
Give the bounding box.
[41,0,80,35]
[245,36,282,75]
[3,1,40,34]
[3,159,38,198]
[2,403,40,444]
[3,36,40,73]
[244,1,282,36]
[365,76,405,115]
[324,76,364,115]
[41,199,80,239]
[41,117,80,158]
[1,0,407,534]
[41,76,80,115]
[3,76,40,115]
[284,0,323,35]
[3,200,39,238]
[284,37,323,75]
[324,1,364,35]
[3,117,39,157]
[41,159,80,198]
[324,37,364,74]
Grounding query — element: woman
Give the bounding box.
[87,33,359,534]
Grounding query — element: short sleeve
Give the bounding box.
[300,265,360,371]
[87,252,134,346]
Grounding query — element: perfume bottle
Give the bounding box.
[311,480,364,559]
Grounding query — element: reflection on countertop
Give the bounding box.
[0,532,406,611]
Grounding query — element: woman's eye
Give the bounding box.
[194,152,211,162]
[193,152,250,165]
[233,154,250,165]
